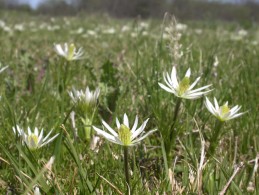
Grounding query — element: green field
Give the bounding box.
[0,11,258,194]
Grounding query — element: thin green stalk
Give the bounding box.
[166,98,182,159]
[123,146,130,194]
[208,120,224,157]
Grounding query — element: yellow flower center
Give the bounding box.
[220,104,230,116]
[27,134,39,149]
[178,77,190,96]
[118,124,132,146]
[67,43,75,60]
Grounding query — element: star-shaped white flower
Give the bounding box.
[13,126,59,150]
[205,97,246,121]
[158,66,212,99]
[69,87,100,106]
[92,114,157,146]
[54,43,84,61]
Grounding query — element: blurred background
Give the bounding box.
[1,0,259,23]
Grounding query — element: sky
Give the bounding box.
[18,0,45,9]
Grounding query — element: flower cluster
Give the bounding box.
[159,65,246,121]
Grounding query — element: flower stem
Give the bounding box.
[208,120,224,157]
[166,98,182,159]
[123,146,130,193]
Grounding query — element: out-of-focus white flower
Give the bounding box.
[34,186,41,195]
[102,28,116,34]
[195,29,203,35]
[13,126,59,150]
[142,31,148,36]
[131,32,137,38]
[87,30,97,36]
[176,23,187,31]
[159,66,212,99]
[14,24,25,31]
[54,43,84,61]
[69,87,100,116]
[238,29,248,37]
[71,27,84,34]
[205,97,247,121]
[0,20,6,28]
[121,25,130,32]
[69,87,100,108]
[139,22,149,29]
[92,113,157,146]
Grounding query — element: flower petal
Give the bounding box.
[132,129,157,144]
[102,120,118,137]
[123,113,129,128]
[131,118,149,140]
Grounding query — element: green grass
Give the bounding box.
[0,10,258,194]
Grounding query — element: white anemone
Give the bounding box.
[92,113,157,146]
[205,97,246,121]
[54,43,84,61]
[69,87,100,106]
[159,66,212,99]
[13,125,59,150]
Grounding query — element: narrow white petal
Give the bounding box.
[229,105,241,115]
[214,97,219,111]
[185,68,191,77]
[28,127,32,135]
[205,97,217,115]
[163,73,175,90]
[54,44,65,56]
[187,86,213,94]
[64,43,68,54]
[188,77,201,90]
[92,126,117,142]
[171,66,179,88]
[116,118,120,129]
[40,133,59,148]
[42,129,53,142]
[35,127,39,136]
[166,72,174,87]
[131,118,149,140]
[158,83,176,94]
[102,120,118,137]
[132,129,157,144]
[38,129,44,142]
[227,112,246,120]
[183,90,211,99]
[131,116,139,133]
[123,113,129,128]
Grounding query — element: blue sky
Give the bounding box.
[18,0,45,9]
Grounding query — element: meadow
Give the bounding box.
[0,10,258,194]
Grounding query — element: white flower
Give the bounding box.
[69,87,100,115]
[158,66,212,99]
[69,87,100,107]
[53,43,84,61]
[13,126,59,150]
[34,186,41,195]
[92,113,157,146]
[205,97,246,121]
